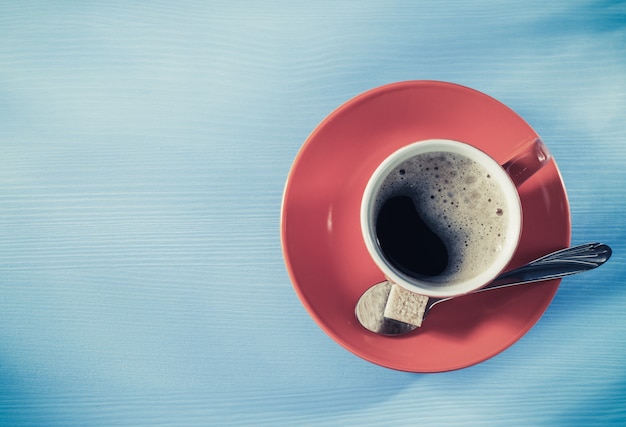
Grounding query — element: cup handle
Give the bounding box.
[502,137,551,187]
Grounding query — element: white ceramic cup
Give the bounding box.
[361,138,550,298]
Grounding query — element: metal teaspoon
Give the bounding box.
[355,243,612,336]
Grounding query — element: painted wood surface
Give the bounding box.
[1,1,625,425]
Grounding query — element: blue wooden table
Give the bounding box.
[1,1,625,425]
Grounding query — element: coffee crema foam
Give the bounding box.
[375,151,511,285]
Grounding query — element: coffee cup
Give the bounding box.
[360,138,551,298]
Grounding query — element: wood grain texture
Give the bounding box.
[1,1,625,425]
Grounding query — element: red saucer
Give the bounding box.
[281,81,571,372]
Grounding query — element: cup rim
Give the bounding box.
[360,139,523,298]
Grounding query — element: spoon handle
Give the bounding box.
[425,243,612,317]
[478,242,612,293]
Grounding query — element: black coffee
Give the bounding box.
[373,151,510,284]
[376,195,448,277]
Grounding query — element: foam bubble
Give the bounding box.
[375,151,510,285]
